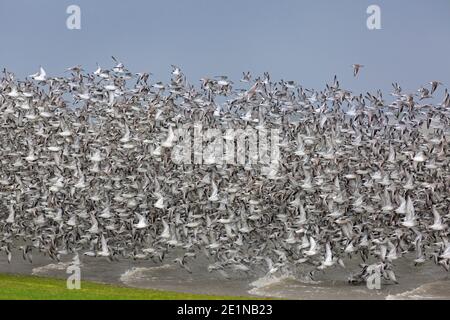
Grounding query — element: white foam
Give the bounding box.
[120,265,174,284]
[385,282,448,300]
[250,273,295,289]
[32,261,75,275]
[247,273,294,297]
[248,287,283,298]
[248,271,325,297]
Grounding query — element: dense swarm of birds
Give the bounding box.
[0,58,449,287]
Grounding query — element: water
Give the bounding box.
[1,250,449,299]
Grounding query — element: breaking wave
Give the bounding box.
[120,265,176,285]
[32,261,75,275]
[386,280,450,300]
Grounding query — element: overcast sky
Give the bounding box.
[1,0,449,96]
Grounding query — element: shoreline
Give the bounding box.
[1,251,449,300]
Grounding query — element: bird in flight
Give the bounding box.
[352,64,364,77]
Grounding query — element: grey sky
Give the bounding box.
[1,0,449,96]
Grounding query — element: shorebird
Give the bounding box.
[134,213,149,229]
[352,64,364,77]
[430,81,443,94]
[304,237,318,256]
[97,234,110,257]
[29,66,46,82]
[240,71,251,83]
[429,206,446,231]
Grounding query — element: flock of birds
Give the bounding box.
[0,58,449,287]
